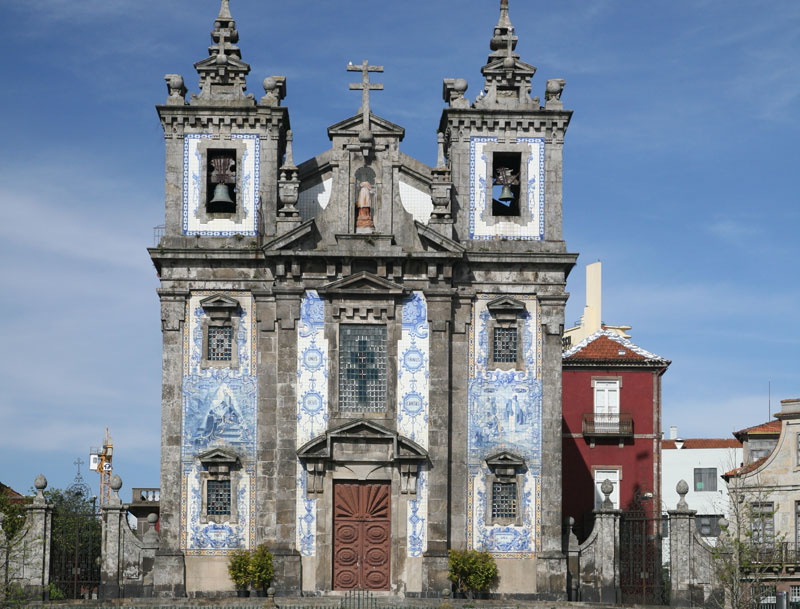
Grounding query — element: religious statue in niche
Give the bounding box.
[354,166,376,233]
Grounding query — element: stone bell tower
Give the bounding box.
[438,0,575,596]
[151,0,291,595]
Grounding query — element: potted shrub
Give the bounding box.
[447,549,498,599]
[249,544,275,596]
[227,548,251,596]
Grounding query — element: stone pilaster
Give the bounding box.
[422,295,453,596]
[153,290,187,597]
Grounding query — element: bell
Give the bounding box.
[498,184,514,203]
[210,183,234,205]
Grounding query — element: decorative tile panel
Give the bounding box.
[468,137,545,240]
[466,295,542,558]
[396,292,430,556]
[399,181,433,225]
[296,291,329,556]
[183,133,260,236]
[180,292,257,555]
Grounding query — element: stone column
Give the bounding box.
[140,513,160,598]
[668,480,697,607]
[422,295,453,595]
[153,290,187,597]
[19,475,52,601]
[100,476,125,599]
[590,480,621,604]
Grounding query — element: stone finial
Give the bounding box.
[260,76,287,106]
[440,587,452,609]
[190,0,254,105]
[263,587,277,608]
[146,513,158,525]
[164,74,187,105]
[33,473,48,505]
[442,78,469,109]
[545,78,566,109]
[676,479,689,510]
[109,474,123,506]
[600,478,614,509]
[474,0,538,110]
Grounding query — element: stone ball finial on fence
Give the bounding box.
[440,587,452,609]
[676,479,689,510]
[601,479,614,509]
[33,474,48,504]
[110,474,123,505]
[147,513,158,525]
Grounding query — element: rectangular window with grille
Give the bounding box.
[493,327,517,363]
[207,479,231,515]
[339,325,387,412]
[695,514,722,537]
[491,481,517,519]
[694,467,718,492]
[208,326,233,361]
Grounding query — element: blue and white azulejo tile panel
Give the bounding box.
[296,290,328,556]
[397,292,430,556]
[468,136,545,241]
[466,295,542,558]
[183,133,260,236]
[180,292,257,554]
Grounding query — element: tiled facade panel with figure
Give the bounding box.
[151,0,575,598]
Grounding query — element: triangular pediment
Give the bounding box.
[197,448,240,465]
[483,57,536,76]
[327,113,405,139]
[297,419,427,463]
[200,293,241,311]
[319,271,404,296]
[415,221,465,254]
[486,451,526,469]
[486,296,526,313]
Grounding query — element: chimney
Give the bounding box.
[669,426,678,440]
[584,262,602,334]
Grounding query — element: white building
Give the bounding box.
[662,427,742,542]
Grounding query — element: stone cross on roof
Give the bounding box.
[348,60,384,130]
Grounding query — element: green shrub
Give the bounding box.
[447,549,498,598]
[48,583,66,601]
[249,544,274,591]
[227,548,252,590]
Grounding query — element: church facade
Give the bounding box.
[150,0,576,598]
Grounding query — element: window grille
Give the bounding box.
[493,327,517,363]
[207,479,231,515]
[695,514,722,537]
[491,482,517,519]
[208,326,233,361]
[339,325,387,412]
[790,585,800,601]
[694,467,718,492]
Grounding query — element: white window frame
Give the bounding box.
[592,378,621,433]
[593,468,621,509]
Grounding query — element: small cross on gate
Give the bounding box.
[348,60,384,129]
[74,457,85,476]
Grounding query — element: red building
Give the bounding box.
[562,329,670,539]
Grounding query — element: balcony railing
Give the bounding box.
[131,487,160,504]
[582,412,634,437]
[751,542,800,565]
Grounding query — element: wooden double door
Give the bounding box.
[333,482,391,590]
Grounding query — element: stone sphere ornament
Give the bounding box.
[110,474,123,492]
[34,474,47,490]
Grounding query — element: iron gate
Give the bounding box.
[620,501,665,605]
[48,489,100,599]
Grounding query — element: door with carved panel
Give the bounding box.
[333,482,391,590]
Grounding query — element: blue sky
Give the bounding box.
[1,0,798,497]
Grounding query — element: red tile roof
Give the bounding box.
[0,481,23,499]
[733,419,781,440]
[563,329,669,366]
[723,456,769,479]
[663,439,742,450]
